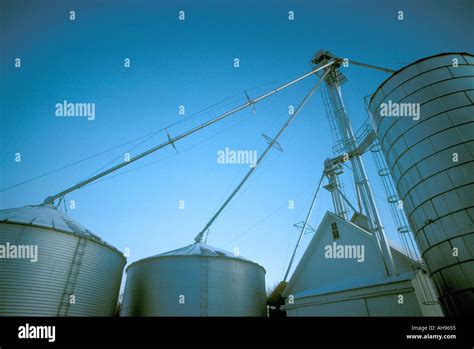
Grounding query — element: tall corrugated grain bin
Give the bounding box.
[0,204,126,316]
[121,243,266,316]
[368,52,474,316]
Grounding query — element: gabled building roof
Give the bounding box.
[283,211,421,298]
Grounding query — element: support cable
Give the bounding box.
[349,59,396,74]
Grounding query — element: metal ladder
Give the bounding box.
[57,237,87,316]
[200,257,209,316]
[369,140,420,261]
[369,139,438,305]
[320,84,345,156]
[321,84,351,218]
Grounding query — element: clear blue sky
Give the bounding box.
[1,0,473,290]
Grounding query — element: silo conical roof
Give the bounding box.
[0,204,119,251]
[151,242,249,260]
[127,242,266,272]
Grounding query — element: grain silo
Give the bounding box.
[368,52,474,316]
[121,243,266,316]
[0,204,126,316]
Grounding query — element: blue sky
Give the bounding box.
[1,0,473,290]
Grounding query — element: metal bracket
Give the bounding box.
[262,134,283,152]
[293,221,316,235]
[166,129,179,154]
[55,196,63,208]
[323,183,334,192]
[244,91,256,115]
[194,228,208,244]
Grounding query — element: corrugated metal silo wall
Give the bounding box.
[0,223,126,316]
[121,256,267,316]
[369,52,474,316]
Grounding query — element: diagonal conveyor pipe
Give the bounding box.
[194,67,332,244]
[43,60,337,205]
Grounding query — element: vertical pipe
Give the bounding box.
[324,68,396,276]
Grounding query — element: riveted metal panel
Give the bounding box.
[369,52,474,316]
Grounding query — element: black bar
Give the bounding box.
[0,317,472,347]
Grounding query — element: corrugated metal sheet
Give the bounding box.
[121,243,266,316]
[369,52,474,316]
[0,205,126,316]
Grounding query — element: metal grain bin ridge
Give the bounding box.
[368,52,474,316]
[121,243,267,317]
[0,204,126,316]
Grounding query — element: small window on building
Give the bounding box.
[331,222,340,240]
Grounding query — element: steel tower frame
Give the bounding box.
[312,50,396,276]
